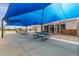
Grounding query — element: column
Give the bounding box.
[1,19,4,38]
[77,19,79,37]
[59,24,61,33]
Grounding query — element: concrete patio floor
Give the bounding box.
[0,32,79,56]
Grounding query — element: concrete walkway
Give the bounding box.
[0,33,78,56]
[50,34,79,42]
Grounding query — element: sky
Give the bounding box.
[0,3,9,27]
[0,3,9,18]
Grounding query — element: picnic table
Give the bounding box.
[32,32,49,41]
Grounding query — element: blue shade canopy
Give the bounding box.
[44,3,79,22]
[7,22,24,26]
[43,3,66,23]
[6,4,66,26]
[5,3,79,26]
[3,3,50,19]
[6,9,43,26]
[60,3,79,19]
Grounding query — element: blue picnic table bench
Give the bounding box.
[32,32,49,41]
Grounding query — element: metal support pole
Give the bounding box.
[26,26,27,33]
[1,19,4,38]
[41,8,44,32]
[30,26,31,32]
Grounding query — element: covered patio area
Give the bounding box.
[0,3,79,56]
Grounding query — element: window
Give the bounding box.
[61,24,66,30]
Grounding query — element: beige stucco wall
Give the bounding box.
[65,20,77,30]
[36,25,41,32]
[27,25,45,32]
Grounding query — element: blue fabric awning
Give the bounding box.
[60,3,79,19]
[4,3,50,19]
[4,3,79,26]
[44,3,79,21]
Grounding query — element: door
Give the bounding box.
[54,26,58,33]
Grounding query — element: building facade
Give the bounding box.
[43,18,79,36]
[26,18,79,37]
